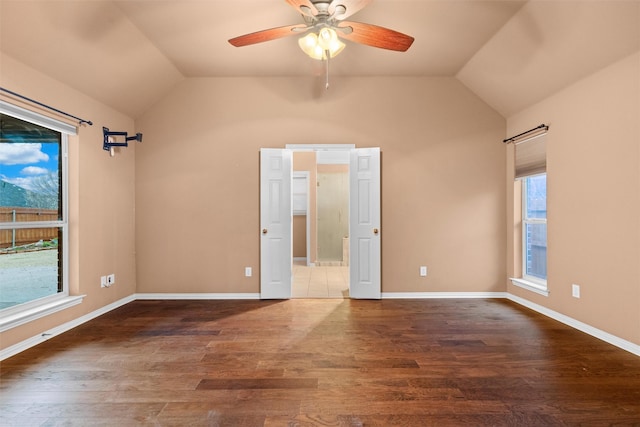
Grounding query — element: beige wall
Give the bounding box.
[293,151,316,263]
[135,76,506,294]
[292,215,306,258]
[317,164,349,173]
[3,49,637,355]
[0,54,137,351]
[506,52,640,344]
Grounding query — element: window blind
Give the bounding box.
[515,133,546,179]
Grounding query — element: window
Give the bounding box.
[0,103,82,331]
[522,174,547,283]
[510,131,548,296]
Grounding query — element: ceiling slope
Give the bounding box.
[115,0,526,77]
[0,0,184,118]
[2,1,637,119]
[1,0,525,117]
[457,0,640,118]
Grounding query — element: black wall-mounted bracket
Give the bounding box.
[103,127,142,154]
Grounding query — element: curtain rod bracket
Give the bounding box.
[503,124,548,144]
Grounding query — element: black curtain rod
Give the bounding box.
[503,124,548,143]
[0,87,93,126]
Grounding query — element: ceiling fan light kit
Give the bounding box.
[298,27,345,60]
[229,0,414,82]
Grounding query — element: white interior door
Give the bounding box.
[349,147,381,299]
[260,148,292,299]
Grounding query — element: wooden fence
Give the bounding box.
[0,207,59,248]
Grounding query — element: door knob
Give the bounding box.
[373,228,379,235]
[262,228,268,234]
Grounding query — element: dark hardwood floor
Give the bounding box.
[1,298,640,426]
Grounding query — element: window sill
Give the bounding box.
[0,295,85,333]
[510,278,549,297]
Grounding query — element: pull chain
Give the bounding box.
[325,49,330,90]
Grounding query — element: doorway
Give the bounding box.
[292,150,350,298]
[259,146,381,300]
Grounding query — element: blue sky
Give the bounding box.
[0,142,59,192]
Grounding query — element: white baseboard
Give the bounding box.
[382,292,509,299]
[0,293,259,360]
[0,294,135,361]
[507,294,640,357]
[134,293,260,300]
[4,291,638,360]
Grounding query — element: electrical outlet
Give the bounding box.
[245,267,252,277]
[420,266,427,277]
[107,274,115,286]
[572,284,580,298]
[100,276,107,288]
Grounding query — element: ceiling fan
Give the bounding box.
[228,0,415,60]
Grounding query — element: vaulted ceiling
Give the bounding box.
[1,1,638,119]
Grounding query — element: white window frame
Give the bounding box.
[0,103,83,332]
[511,174,548,296]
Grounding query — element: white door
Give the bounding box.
[260,148,292,299]
[349,147,381,299]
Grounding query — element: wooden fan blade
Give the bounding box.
[285,0,318,16]
[337,21,414,51]
[229,24,308,47]
[329,0,371,20]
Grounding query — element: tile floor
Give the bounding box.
[292,260,349,298]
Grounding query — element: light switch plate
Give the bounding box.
[572,284,580,298]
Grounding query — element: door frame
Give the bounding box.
[292,170,310,266]
[261,144,380,299]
